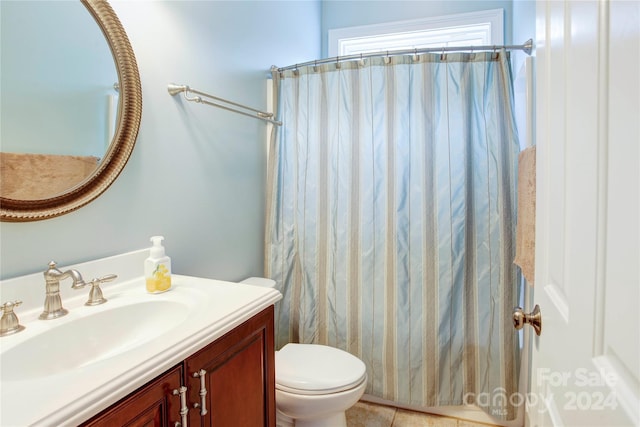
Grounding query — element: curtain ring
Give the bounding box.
[359,53,365,67]
[440,47,446,61]
[412,48,419,62]
[313,60,318,73]
[384,50,391,64]
[293,64,299,76]
[335,55,341,69]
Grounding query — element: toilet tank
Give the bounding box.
[240,277,276,289]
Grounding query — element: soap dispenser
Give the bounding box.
[145,236,172,293]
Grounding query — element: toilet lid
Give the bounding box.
[275,344,367,395]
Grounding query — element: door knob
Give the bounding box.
[513,304,542,336]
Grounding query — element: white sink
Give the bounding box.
[1,299,189,381]
[0,250,282,427]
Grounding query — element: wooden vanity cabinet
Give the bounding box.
[82,306,275,427]
[81,365,184,427]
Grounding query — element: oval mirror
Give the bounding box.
[0,0,142,222]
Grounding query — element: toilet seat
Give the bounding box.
[275,344,367,395]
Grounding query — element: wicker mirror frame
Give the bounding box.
[0,0,142,222]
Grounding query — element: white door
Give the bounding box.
[529,1,639,426]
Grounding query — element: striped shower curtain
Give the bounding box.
[265,51,521,420]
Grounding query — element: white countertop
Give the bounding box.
[0,251,281,427]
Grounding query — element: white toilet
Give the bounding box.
[241,278,367,427]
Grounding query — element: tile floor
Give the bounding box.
[346,401,499,427]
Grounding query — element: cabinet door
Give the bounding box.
[186,306,275,427]
[81,365,183,427]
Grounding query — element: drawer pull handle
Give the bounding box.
[193,369,208,416]
[173,386,189,427]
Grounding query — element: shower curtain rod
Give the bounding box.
[167,83,282,126]
[275,39,533,72]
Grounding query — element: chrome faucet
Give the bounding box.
[40,261,87,320]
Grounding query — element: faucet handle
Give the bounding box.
[85,274,118,306]
[1,300,26,337]
[1,300,22,308]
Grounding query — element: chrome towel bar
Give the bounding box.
[167,83,281,126]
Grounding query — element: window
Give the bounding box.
[328,9,504,57]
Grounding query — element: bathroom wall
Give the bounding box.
[511,0,536,151]
[511,0,536,76]
[0,1,321,281]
